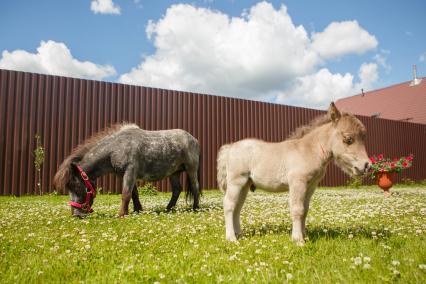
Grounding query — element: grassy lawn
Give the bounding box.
[1,187,425,283]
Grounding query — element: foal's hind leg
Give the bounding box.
[166,173,182,211]
[233,184,249,238]
[132,185,143,213]
[224,178,248,242]
[119,166,137,217]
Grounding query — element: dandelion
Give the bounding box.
[286,273,293,280]
[419,264,426,270]
[363,256,371,263]
[363,263,371,269]
[348,234,353,239]
[392,260,400,266]
[84,244,91,250]
[159,273,165,279]
[354,257,362,266]
[392,269,400,275]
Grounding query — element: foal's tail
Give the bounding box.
[217,144,231,192]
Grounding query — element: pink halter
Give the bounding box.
[68,165,96,213]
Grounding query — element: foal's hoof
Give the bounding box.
[292,236,306,246]
[226,235,239,243]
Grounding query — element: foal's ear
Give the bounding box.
[328,102,341,123]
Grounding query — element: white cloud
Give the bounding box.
[276,63,378,109]
[91,0,121,15]
[118,2,378,109]
[119,2,320,98]
[311,21,378,59]
[276,69,355,109]
[355,62,378,91]
[0,40,116,80]
[373,50,391,73]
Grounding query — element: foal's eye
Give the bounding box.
[343,136,354,145]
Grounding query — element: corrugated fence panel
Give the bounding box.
[1,69,426,195]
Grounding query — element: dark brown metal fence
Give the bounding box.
[1,69,425,195]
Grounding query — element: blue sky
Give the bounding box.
[1,0,425,109]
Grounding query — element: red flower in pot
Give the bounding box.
[369,154,414,197]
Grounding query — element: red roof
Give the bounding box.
[336,77,426,124]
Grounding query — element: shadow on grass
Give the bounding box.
[241,223,391,242]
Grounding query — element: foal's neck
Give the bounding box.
[300,122,334,163]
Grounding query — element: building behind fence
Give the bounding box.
[1,69,426,195]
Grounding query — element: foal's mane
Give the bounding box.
[288,112,355,140]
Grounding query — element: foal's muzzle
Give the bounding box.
[354,162,371,175]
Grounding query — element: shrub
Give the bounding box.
[138,182,158,196]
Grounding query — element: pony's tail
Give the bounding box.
[217,144,231,192]
[52,152,84,194]
[185,143,201,208]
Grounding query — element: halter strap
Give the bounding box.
[68,165,96,213]
[320,144,332,161]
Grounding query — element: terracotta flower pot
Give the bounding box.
[376,171,395,197]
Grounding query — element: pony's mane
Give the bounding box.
[53,123,138,192]
[70,123,135,157]
[288,112,355,140]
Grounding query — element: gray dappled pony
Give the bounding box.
[53,123,201,217]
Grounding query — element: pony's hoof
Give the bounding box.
[72,214,86,219]
[295,240,305,247]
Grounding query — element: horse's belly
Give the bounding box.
[256,182,289,193]
[252,175,289,193]
[139,160,183,181]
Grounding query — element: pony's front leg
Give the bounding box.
[289,179,310,246]
[132,185,143,213]
[120,167,137,217]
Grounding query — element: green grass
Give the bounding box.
[1,187,425,283]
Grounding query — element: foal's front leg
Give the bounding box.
[120,167,137,217]
[289,179,310,246]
